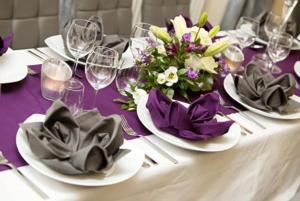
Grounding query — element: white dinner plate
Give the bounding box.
[0,50,28,84]
[16,114,144,186]
[294,61,300,77]
[136,96,241,152]
[223,74,300,120]
[44,35,134,68]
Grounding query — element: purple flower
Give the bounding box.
[166,43,179,56]
[182,33,192,43]
[187,68,199,79]
[185,43,204,53]
[140,50,151,64]
[145,37,157,48]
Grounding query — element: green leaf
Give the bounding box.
[178,68,188,76]
[166,88,174,99]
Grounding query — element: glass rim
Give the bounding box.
[89,46,119,59]
[42,58,73,81]
[65,78,85,91]
[70,19,98,28]
[131,22,152,33]
[239,16,260,24]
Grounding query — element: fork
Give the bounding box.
[216,91,266,129]
[120,115,178,164]
[0,151,49,199]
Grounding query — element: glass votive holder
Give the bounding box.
[223,45,245,73]
[41,58,72,101]
[61,78,85,116]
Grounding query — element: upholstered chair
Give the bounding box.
[0,0,59,49]
[142,0,190,27]
[75,0,132,37]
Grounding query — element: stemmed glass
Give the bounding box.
[85,46,119,107]
[115,23,156,95]
[267,32,293,74]
[264,12,283,40]
[66,19,98,77]
[235,17,259,50]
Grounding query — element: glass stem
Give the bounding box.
[92,89,99,108]
[72,56,80,77]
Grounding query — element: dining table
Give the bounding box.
[0,44,300,201]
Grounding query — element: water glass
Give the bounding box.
[235,17,259,49]
[66,19,98,76]
[85,46,119,107]
[41,58,72,101]
[61,79,84,116]
[267,32,293,74]
[264,12,283,39]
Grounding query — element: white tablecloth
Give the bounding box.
[1,48,300,201]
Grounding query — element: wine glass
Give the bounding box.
[66,19,98,77]
[267,32,293,74]
[264,12,283,40]
[115,23,156,95]
[85,46,119,107]
[235,17,259,50]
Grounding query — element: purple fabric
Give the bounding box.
[0,34,13,56]
[0,46,300,171]
[146,89,234,141]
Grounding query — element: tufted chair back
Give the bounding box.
[142,0,190,27]
[0,0,59,49]
[75,0,132,37]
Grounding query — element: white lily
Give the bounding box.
[185,55,218,74]
[199,28,212,46]
[157,73,166,84]
[171,15,188,41]
[132,88,148,105]
[157,45,166,55]
[164,66,178,86]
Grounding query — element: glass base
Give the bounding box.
[270,65,282,74]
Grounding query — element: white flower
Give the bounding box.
[157,73,166,84]
[157,45,166,55]
[164,66,178,86]
[189,26,200,41]
[199,28,212,46]
[185,55,218,74]
[171,15,188,40]
[132,88,148,105]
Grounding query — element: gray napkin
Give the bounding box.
[62,16,129,59]
[21,100,124,175]
[234,63,300,113]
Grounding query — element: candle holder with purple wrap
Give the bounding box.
[116,12,230,110]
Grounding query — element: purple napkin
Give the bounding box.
[0,34,13,56]
[146,89,234,141]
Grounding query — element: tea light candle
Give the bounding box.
[223,45,245,73]
[41,58,72,101]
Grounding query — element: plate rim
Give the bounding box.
[0,51,28,84]
[136,95,241,152]
[16,113,144,186]
[223,74,300,120]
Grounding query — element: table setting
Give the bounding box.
[1,6,300,201]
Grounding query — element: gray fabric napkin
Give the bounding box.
[234,63,300,113]
[62,16,129,60]
[21,100,124,175]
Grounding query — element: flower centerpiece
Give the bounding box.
[118,13,230,110]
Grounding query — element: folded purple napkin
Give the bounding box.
[0,34,13,56]
[21,100,124,175]
[146,89,234,141]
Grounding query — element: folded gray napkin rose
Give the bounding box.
[21,100,124,175]
[62,16,129,59]
[234,63,300,113]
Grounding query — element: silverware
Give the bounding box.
[0,151,49,199]
[27,50,46,61]
[120,115,178,164]
[216,91,267,129]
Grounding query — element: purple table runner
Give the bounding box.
[0,48,300,171]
